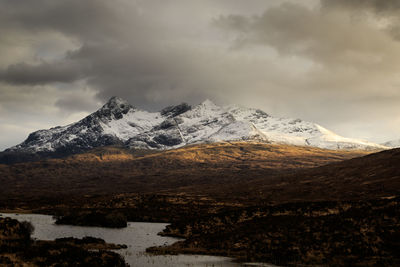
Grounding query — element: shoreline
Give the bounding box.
[1,194,399,266]
[0,216,128,266]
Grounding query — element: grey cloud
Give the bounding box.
[321,0,400,13]
[55,93,100,112]
[320,0,400,42]
[211,1,400,141]
[0,0,137,42]
[1,61,86,85]
[214,2,400,69]
[2,0,400,150]
[0,0,222,109]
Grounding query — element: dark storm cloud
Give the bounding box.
[322,0,400,13]
[0,0,135,41]
[0,0,223,109]
[1,0,400,151]
[0,61,85,85]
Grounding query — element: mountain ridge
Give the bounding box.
[382,139,400,148]
[0,96,388,163]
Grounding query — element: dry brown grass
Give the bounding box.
[0,142,370,201]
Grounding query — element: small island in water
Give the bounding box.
[0,216,128,266]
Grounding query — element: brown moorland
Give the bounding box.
[1,142,399,266]
[0,142,370,200]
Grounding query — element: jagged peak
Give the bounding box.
[95,96,135,120]
[1,96,389,160]
[224,103,244,110]
[160,103,192,117]
[225,104,270,119]
[102,96,132,109]
[197,99,221,109]
[201,99,216,105]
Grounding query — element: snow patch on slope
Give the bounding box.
[4,97,389,154]
[209,121,268,142]
[306,125,387,150]
[226,105,387,150]
[100,109,163,141]
[382,139,400,148]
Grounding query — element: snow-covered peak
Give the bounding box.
[160,103,191,117]
[3,97,389,157]
[225,105,387,150]
[382,139,400,148]
[96,96,135,120]
[305,124,388,150]
[199,99,219,109]
[102,96,132,110]
[181,99,226,120]
[226,105,270,121]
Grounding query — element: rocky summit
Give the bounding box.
[0,96,387,163]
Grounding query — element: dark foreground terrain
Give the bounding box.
[0,216,128,266]
[148,197,400,266]
[2,193,398,266]
[0,143,399,266]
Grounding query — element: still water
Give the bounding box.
[1,213,242,267]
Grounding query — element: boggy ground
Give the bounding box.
[2,193,399,266]
[147,197,400,266]
[0,143,398,265]
[0,193,243,226]
[0,216,128,266]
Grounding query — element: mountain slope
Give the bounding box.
[383,139,400,148]
[226,105,386,150]
[0,96,387,163]
[0,142,369,198]
[230,147,400,203]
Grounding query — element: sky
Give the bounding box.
[1,0,400,150]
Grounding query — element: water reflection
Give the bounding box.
[0,213,240,267]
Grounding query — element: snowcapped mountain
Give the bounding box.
[225,105,387,150]
[3,96,388,157]
[382,139,400,148]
